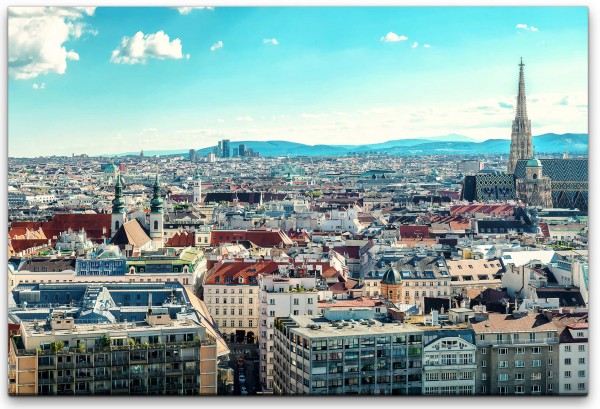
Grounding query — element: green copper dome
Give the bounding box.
[381,263,402,285]
[150,174,164,214]
[526,157,542,167]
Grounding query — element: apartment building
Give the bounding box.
[8,281,228,396]
[273,308,423,395]
[470,312,559,395]
[203,260,280,343]
[550,313,589,395]
[422,329,477,395]
[258,269,320,391]
[445,258,503,297]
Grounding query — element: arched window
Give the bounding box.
[532,174,538,180]
[154,220,158,230]
[115,221,120,230]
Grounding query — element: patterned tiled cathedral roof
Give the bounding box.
[514,158,588,181]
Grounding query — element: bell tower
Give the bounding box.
[149,174,164,249]
[111,173,126,237]
[193,168,202,203]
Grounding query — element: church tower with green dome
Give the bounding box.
[516,153,552,208]
[149,173,165,249]
[111,173,127,236]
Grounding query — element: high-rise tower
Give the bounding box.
[507,58,533,174]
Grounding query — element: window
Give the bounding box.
[578,383,586,391]
[239,309,243,315]
[515,360,525,368]
[239,298,243,304]
[293,310,299,316]
[564,384,571,391]
[248,320,253,327]
[515,373,524,381]
[515,386,524,395]
[565,358,571,365]
[498,361,508,369]
[481,348,487,354]
[564,371,571,378]
[578,370,585,377]
[481,373,487,381]
[498,387,508,395]
[479,335,485,341]
[548,345,553,352]
[579,357,585,364]
[498,374,508,382]
[529,333,536,342]
[578,345,585,352]
[548,358,553,366]
[516,347,525,354]
[531,385,541,394]
[308,298,313,304]
[532,360,541,367]
[481,360,487,367]
[565,345,571,352]
[239,320,243,327]
[498,348,508,355]
[532,347,541,354]
[231,308,235,315]
[269,311,275,317]
[231,320,234,327]
[531,373,541,380]
[548,371,553,379]
[215,308,220,315]
[249,298,253,304]
[249,309,253,315]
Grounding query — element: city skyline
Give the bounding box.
[8,6,588,157]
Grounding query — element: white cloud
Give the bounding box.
[32,82,45,89]
[8,7,95,79]
[411,41,418,48]
[176,7,214,15]
[210,40,223,52]
[235,116,254,122]
[301,113,327,119]
[516,23,539,32]
[217,118,225,123]
[263,38,279,45]
[423,44,431,48]
[380,32,408,42]
[110,31,185,64]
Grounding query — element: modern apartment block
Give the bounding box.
[471,311,559,395]
[257,269,320,391]
[8,282,228,395]
[422,329,477,395]
[550,312,589,395]
[272,308,423,395]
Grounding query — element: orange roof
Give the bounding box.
[165,231,196,247]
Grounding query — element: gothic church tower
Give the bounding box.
[507,58,533,174]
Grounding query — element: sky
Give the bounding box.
[7,6,588,157]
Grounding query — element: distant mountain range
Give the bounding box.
[110,133,587,158]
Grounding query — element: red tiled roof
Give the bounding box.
[11,213,111,242]
[539,222,550,237]
[9,239,50,254]
[399,225,429,239]
[165,231,195,247]
[205,260,280,285]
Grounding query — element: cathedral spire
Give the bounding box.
[111,173,125,214]
[516,57,528,119]
[507,58,533,174]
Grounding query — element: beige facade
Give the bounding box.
[204,283,259,342]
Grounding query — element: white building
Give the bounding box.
[551,315,588,395]
[422,332,477,395]
[258,269,320,391]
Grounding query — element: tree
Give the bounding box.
[100,333,112,348]
[51,341,65,352]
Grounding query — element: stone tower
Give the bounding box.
[149,174,164,249]
[111,173,126,236]
[507,58,533,174]
[193,168,202,203]
[515,156,553,208]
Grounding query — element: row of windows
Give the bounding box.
[208,297,254,304]
[564,345,586,352]
[481,359,543,368]
[564,358,586,365]
[485,346,547,354]
[211,308,254,316]
[563,383,586,391]
[498,373,542,382]
[206,288,255,294]
[218,319,253,328]
[564,370,586,378]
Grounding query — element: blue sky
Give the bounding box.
[8,6,588,157]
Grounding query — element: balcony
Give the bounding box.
[94,373,111,381]
[57,376,74,383]
[183,368,197,375]
[111,372,129,380]
[57,361,75,369]
[130,372,146,379]
[111,387,130,394]
[38,378,55,385]
[183,382,198,389]
[130,386,147,394]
